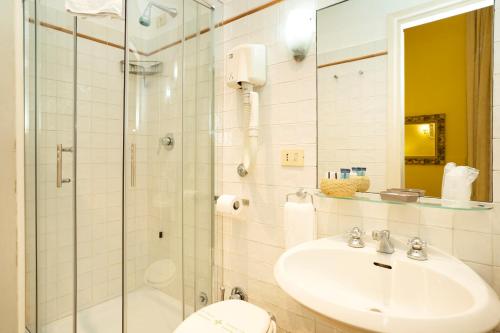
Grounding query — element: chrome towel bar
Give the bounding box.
[285,188,314,205]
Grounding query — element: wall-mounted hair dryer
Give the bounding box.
[225,44,267,177]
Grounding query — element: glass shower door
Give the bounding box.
[182,0,214,317]
[125,0,215,332]
[24,0,37,331]
[74,14,125,333]
[125,0,185,331]
[24,2,126,332]
[23,0,37,333]
[33,2,77,331]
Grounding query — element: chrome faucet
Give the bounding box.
[372,230,394,254]
[347,227,365,248]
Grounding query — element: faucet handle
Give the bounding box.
[407,237,427,261]
[407,237,426,250]
[348,227,364,239]
[372,229,390,240]
[347,227,365,248]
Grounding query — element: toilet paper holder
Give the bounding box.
[286,188,314,205]
[214,195,250,206]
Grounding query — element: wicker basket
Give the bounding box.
[351,176,370,192]
[320,179,357,198]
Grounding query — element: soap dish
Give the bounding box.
[387,188,426,197]
[380,190,420,203]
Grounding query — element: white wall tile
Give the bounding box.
[453,230,493,265]
[419,207,454,229]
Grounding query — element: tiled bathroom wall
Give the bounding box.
[215,1,318,332]
[317,56,387,193]
[214,1,500,332]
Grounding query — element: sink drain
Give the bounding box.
[369,308,383,313]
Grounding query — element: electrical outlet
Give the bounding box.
[281,149,304,166]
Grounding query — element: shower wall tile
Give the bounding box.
[216,1,500,333]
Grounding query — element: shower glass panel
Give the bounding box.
[24,1,127,331]
[182,0,214,317]
[74,14,125,333]
[32,1,78,331]
[125,0,185,331]
[24,0,37,331]
[24,1,216,333]
[125,0,214,331]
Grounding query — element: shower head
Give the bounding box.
[139,1,177,27]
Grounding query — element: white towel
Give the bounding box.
[284,202,315,249]
[65,0,123,18]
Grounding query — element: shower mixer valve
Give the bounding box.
[159,133,175,150]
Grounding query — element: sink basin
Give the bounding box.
[274,236,500,333]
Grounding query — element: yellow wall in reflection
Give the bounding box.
[404,14,468,197]
[405,123,436,157]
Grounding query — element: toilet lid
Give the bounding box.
[174,300,271,333]
[144,259,176,286]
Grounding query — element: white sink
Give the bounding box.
[274,236,500,333]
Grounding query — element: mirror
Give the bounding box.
[317,0,493,202]
[404,114,445,164]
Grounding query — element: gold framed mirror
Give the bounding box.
[405,114,445,165]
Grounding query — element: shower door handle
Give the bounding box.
[56,144,73,188]
[131,143,137,187]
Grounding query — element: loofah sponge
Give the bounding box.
[350,175,370,192]
[320,179,357,198]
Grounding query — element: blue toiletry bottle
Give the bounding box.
[340,168,351,179]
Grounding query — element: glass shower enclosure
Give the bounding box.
[23,1,218,332]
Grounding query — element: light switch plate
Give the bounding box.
[281,149,304,166]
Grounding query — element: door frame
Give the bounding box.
[386,0,494,189]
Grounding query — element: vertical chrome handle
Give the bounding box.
[56,144,72,188]
[131,143,136,187]
[57,144,63,188]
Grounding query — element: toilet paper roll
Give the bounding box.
[216,195,242,216]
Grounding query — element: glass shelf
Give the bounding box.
[315,191,494,211]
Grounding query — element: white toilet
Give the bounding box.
[173,299,276,333]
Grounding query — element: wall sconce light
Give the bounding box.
[419,123,435,139]
[419,124,430,136]
[285,7,314,62]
